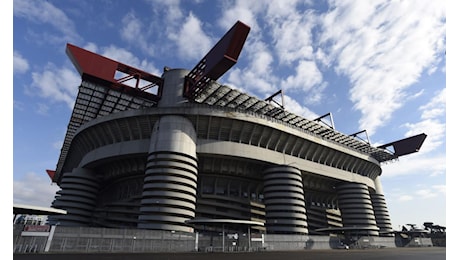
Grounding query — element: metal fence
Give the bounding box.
[14,225,407,254]
[13,225,196,253]
[50,226,196,253]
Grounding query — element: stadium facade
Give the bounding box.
[47,21,427,239]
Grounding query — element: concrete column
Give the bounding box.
[157,68,190,107]
[48,168,99,226]
[336,182,379,236]
[263,165,308,234]
[138,115,198,232]
[371,176,394,236]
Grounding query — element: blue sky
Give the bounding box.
[11,0,447,231]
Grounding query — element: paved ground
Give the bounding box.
[14,247,447,260]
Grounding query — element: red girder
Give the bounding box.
[184,20,250,99]
[377,133,427,157]
[46,169,55,182]
[66,43,163,102]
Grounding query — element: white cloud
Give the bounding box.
[265,0,306,18]
[387,184,445,204]
[146,0,183,24]
[281,60,323,94]
[36,103,50,115]
[398,195,413,202]
[217,1,329,110]
[248,48,274,76]
[266,8,316,65]
[415,189,437,199]
[218,0,262,33]
[386,188,446,229]
[319,0,445,135]
[101,45,161,76]
[26,43,162,110]
[381,153,445,178]
[283,94,318,119]
[227,67,276,97]
[144,0,185,56]
[402,89,446,154]
[402,119,445,154]
[13,100,25,111]
[420,88,446,120]
[27,63,81,109]
[380,86,445,180]
[315,47,331,67]
[13,0,81,43]
[13,51,29,74]
[120,11,155,56]
[13,172,60,208]
[226,39,277,96]
[433,184,446,195]
[82,42,99,53]
[53,140,63,150]
[168,13,212,61]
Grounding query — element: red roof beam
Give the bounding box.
[184,21,250,99]
[377,133,427,157]
[46,169,56,182]
[203,20,250,79]
[66,43,163,101]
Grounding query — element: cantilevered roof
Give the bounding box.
[54,80,158,179]
[54,67,418,183]
[54,44,163,181]
[53,75,409,182]
[378,133,427,157]
[13,204,67,216]
[186,218,264,226]
[315,226,380,233]
[193,82,401,163]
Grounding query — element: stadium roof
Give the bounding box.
[13,204,67,216]
[315,226,380,233]
[52,21,426,182]
[52,45,425,181]
[186,218,265,227]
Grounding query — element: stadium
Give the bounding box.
[14,21,428,253]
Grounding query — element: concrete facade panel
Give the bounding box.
[144,174,197,185]
[139,199,195,210]
[197,140,377,190]
[79,140,150,168]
